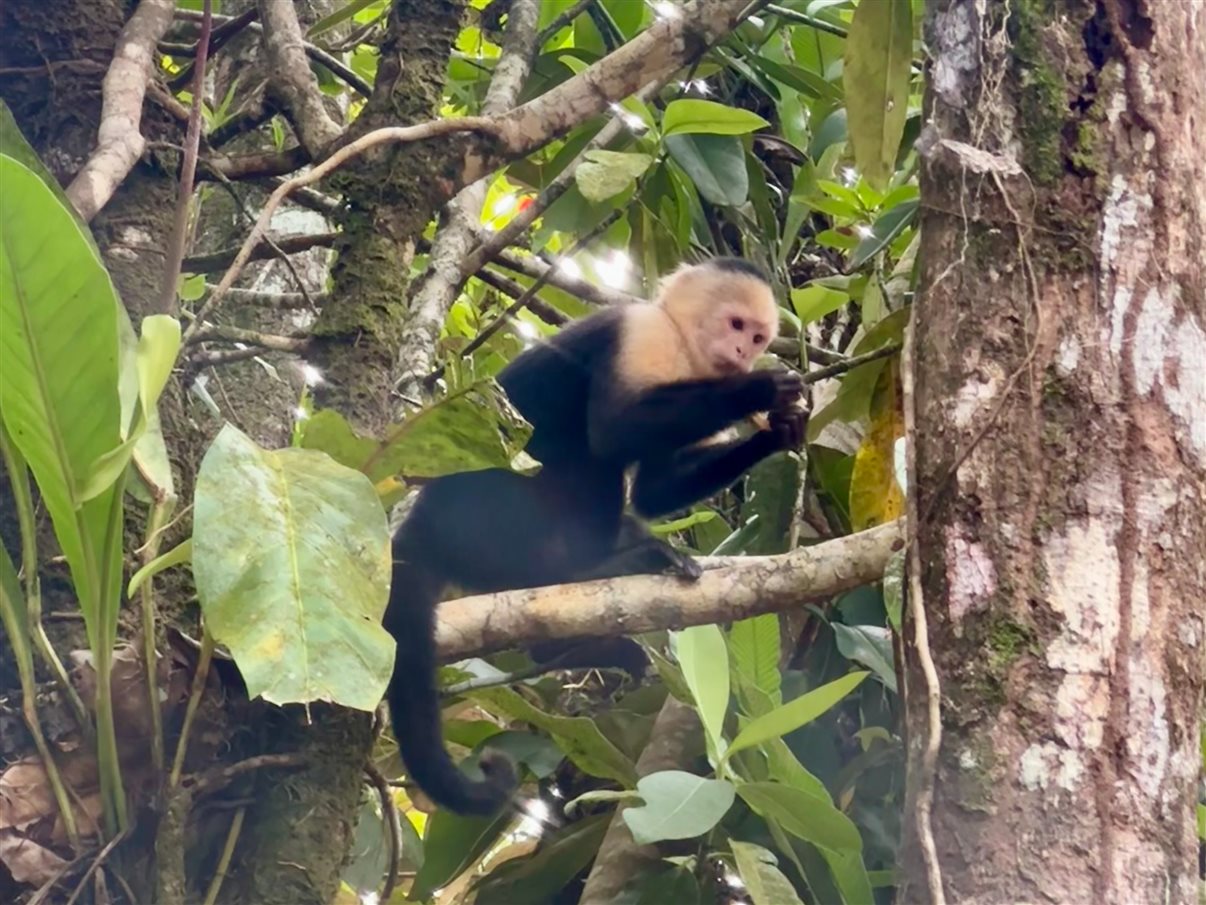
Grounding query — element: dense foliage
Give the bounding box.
[0,1,939,902]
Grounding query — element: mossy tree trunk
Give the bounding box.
[902,1,1205,901]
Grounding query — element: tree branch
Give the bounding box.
[256,0,342,156]
[181,231,339,273]
[156,0,213,316]
[395,0,543,402]
[479,0,768,178]
[435,520,904,660]
[460,80,663,278]
[580,696,702,903]
[65,0,177,221]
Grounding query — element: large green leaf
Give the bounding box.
[192,425,393,710]
[737,783,863,853]
[730,615,782,706]
[843,0,914,188]
[665,134,749,207]
[411,808,511,900]
[662,99,769,136]
[0,156,123,635]
[621,771,736,844]
[575,150,653,202]
[732,841,805,905]
[849,199,918,269]
[674,624,730,761]
[832,624,897,691]
[299,380,534,482]
[473,813,609,905]
[725,671,868,762]
[471,686,636,786]
[790,284,850,324]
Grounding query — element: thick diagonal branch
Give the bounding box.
[256,0,342,156]
[395,0,543,403]
[435,521,904,659]
[65,0,176,221]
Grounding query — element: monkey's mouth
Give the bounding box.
[713,359,747,375]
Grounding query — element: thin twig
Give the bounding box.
[538,0,595,43]
[63,830,128,905]
[460,80,662,277]
[187,324,310,350]
[202,807,245,905]
[446,209,621,367]
[189,345,295,369]
[165,6,256,92]
[189,753,308,799]
[475,267,568,325]
[137,500,173,775]
[195,164,320,308]
[183,115,502,342]
[181,231,339,274]
[156,0,212,316]
[202,285,325,309]
[364,763,401,902]
[174,8,373,97]
[170,629,214,788]
[901,306,945,905]
[799,342,903,385]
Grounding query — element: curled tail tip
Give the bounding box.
[470,749,520,814]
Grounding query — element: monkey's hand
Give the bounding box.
[768,370,804,409]
[767,401,808,452]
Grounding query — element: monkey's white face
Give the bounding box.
[700,303,776,375]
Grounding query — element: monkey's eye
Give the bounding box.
[752,333,765,345]
[730,317,745,331]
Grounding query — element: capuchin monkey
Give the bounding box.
[384,257,806,816]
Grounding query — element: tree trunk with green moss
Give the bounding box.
[902,1,1205,901]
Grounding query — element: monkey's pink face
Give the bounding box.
[704,306,775,375]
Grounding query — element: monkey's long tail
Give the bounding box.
[383,562,518,816]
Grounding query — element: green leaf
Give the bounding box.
[411,808,511,901]
[621,771,736,844]
[737,783,864,853]
[674,625,730,761]
[832,625,896,692]
[665,134,749,207]
[790,284,850,324]
[0,102,95,250]
[622,863,702,904]
[127,539,191,598]
[473,813,610,905]
[0,155,123,639]
[136,315,181,412]
[730,615,782,706]
[882,548,906,632]
[731,841,805,905]
[725,671,869,762]
[307,0,381,38]
[575,150,653,203]
[843,0,914,189]
[849,199,918,269]
[471,686,636,786]
[178,273,206,302]
[299,381,534,482]
[192,425,394,710]
[662,99,769,136]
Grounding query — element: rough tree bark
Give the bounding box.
[902,1,1205,902]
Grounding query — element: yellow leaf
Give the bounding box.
[849,361,904,530]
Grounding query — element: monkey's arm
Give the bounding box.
[588,371,799,463]
[630,433,780,518]
[631,405,807,517]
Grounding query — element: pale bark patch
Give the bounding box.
[943,525,996,627]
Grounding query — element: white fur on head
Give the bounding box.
[654,260,780,377]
